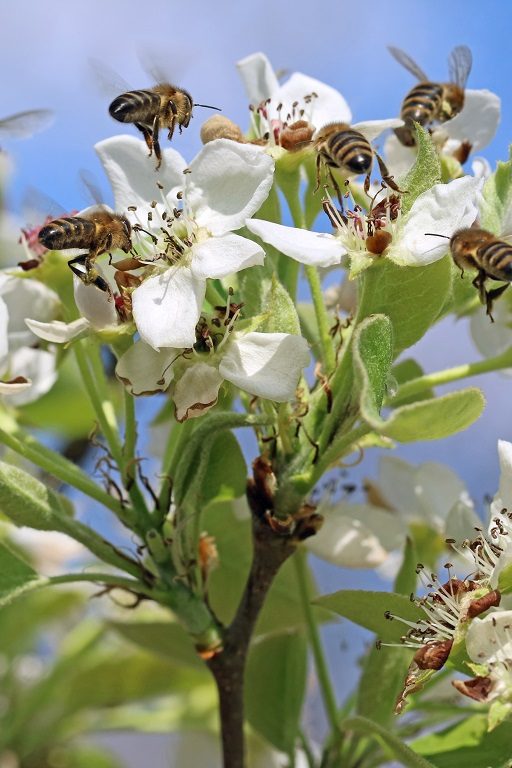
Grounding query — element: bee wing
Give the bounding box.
[80,169,105,207]
[0,110,54,139]
[448,46,472,88]
[22,186,67,226]
[137,47,193,86]
[387,46,429,82]
[352,118,404,144]
[89,58,133,98]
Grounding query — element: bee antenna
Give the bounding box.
[424,232,450,239]
[194,104,222,112]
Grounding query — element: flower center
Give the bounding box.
[249,92,318,148]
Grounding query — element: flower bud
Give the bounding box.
[200,115,244,144]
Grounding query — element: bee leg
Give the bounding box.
[485,283,509,322]
[314,153,322,193]
[167,100,178,140]
[375,152,407,194]
[152,114,162,171]
[364,172,371,196]
[135,123,153,157]
[327,167,344,213]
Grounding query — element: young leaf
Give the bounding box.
[0,461,74,532]
[356,644,411,728]
[480,147,512,234]
[0,541,43,606]
[358,257,452,355]
[392,359,433,404]
[245,631,307,754]
[202,431,247,506]
[353,314,394,418]
[260,274,301,335]
[314,589,423,641]
[411,713,512,768]
[399,124,442,216]
[108,620,204,670]
[341,716,437,768]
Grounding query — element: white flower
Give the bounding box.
[384,89,501,177]
[8,527,86,576]
[0,273,59,404]
[247,175,480,276]
[116,331,310,421]
[95,136,274,349]
[306,454,479,571]
[237,51,352,133]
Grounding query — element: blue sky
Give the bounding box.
[3,2,512,753]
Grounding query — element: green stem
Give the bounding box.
[391,347,512,406]
[123,389,137,465]
[294,549,339,734]
[157,418,196,515]
[0,425,126,519]
[298,730,318,768]
[311,423,370,486]
[304,264,336,374]
[48,572,158,597]
[73,340,124,468]
[206,281,227,309]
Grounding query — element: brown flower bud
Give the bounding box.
[200,115,244,144]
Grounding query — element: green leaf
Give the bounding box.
[375,388,485,442]
[488,700,512,732]
[297,302,322,361]
[356,644,411,728]
[0,541,42,606]
[353,322,485,440]
[314,589,423,641]
[108,620,204,670]
[392,360,433,404]
[43,746,124,768]
[0,461,74,532]
[411,713,512,768]
[358,257,452,355]
[353,314,394,418]
[400,124,441,216]
[202,431,247,506]
[342,716,437,768]
[480,147,512,234]
[260,274,301,335]
[394,537,418,595]
[497,560,512,594]
[245,631,307,754]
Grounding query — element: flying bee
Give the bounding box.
[0,109,54,140]
[388,45,472,146]
[38,208,133,280]
[108,84,220,170]
[314,121,403,207]
[427,227,512,321]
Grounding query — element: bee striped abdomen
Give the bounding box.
[401,82,443,125]
[38,217,96,251]
[480,240,512,279]
[328,130,372,174]
[109,90,161,123]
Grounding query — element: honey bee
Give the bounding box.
[108,84,219,170]
[314,122,403,205]
[428,228,512,320]
[38,208,133,280]
[388,45,472,146]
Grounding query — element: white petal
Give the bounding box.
[236,52,279,105]
[352,118,404,144]
[4,347,57,406]
[0,296,9,363]
[305,503,404,568]
[10,528,85,576]
[220,332,309,402]
[471,157,492,181]
[25,317,90,343]
[190,233,264,279]
[116,340,176,395]
[173,362,223,421]
[0,378,32,395]
[132,266,205,349]
[186,140,274,235]
[95,135,186,220]
[470,302,512,360]
[383,133,416,177]
[277,73,352,129]
[445,498,482,541]
[466,610,512,664]
[246,219,345,267]
[442,90,501,152]
[415,462,468,528]
[389,176,480,266]
[377,456,421,518]
[73,276,118,329]
[493,440,512,512]
[0,276,60,350]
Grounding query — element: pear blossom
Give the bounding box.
[305,455,479,570]
[94,135,274,349]
[384,89,501,178]
[248,174,481,277]
[237,51,352,144]
[116,329,310,421]
[0,272,60,404]
[7,527,86,576]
